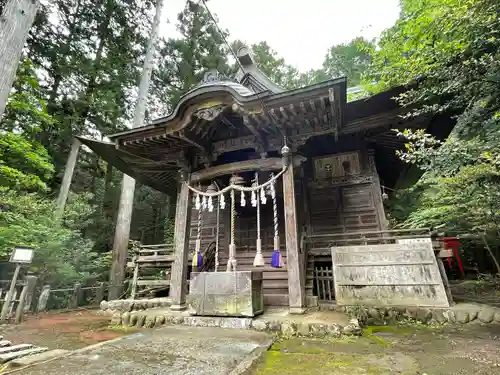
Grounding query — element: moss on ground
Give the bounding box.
[255,350,390,375]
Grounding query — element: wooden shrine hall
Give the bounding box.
[74,46,455,315]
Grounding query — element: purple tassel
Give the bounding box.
[271,249,282,268]
[197,252,203,271]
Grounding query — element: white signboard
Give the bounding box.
[9,247,35,264]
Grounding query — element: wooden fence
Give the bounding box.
[0,278,111,324]
[314,267,335,302]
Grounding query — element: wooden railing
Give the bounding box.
[304,228,434,255]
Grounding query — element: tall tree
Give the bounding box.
[149,0,231,118]
[108,0,164,300]
[322,37,374,87]
[0,0,40,118]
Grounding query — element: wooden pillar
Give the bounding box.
[55,138,81,220]
[282,147,306,313]
[169,171,193,310]
[368,149,388,230]
[108,174,135,300]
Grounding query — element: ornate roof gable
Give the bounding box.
[235,46,285,94]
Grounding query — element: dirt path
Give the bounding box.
[0,310,130,350]
[252,324,500,374]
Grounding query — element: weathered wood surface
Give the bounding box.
[283,164,305,312]
[190,156,304,183]
[169,178,193,310]
[331,242,449,307]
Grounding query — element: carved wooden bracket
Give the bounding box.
[193,105,225,121]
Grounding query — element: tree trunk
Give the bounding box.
[0,0,40,118]
[108,0,164,300]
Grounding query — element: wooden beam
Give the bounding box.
[169,171,193,310]
[231,103,265,142]
[175,128,208,152]
[282,151,306,313]
[190,156,305,183]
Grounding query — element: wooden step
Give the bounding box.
[10,349,68,367]
[136,279,170,286]
[0,344,32,355]
[263,293,289,306]
[0,347,48,363]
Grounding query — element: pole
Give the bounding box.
[0,0,40,118]
[0,263,21,322]
[108,0,164,300]
[55,138,81,220]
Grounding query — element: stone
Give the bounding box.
[405,307,419,320]
[129,314,138,326]
[267,321,281,332]
[478,307,495,323]
[172,316,184,325]
[387,308,401,322]
[343,319,362,336]
[100,301,109,311]
[445,309,456,323]
[136,314,146,328]
[416,308,432,323]
[220,318,251,330]
[368,307,382,321]
[326,324,341,337]
[455,310,469,324]
[280,322,296,336]
[310,324,327,336]
[494,311,500,323]
[121,312,130,326]
[296,323,310,336]
[251,320,268,331]
[110,312,122,325]
[122,301,133,312]
[144,316,155,328]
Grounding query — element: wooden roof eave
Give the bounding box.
[76,137,179,195]
[107,77,348,144]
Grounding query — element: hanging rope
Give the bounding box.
[227,188,237,272]
[215,194,220,272]
[253,173,264,266]
[185,165,288,197]
[270,174,282,268]
[192,186,204,270]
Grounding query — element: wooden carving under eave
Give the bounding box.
[193,105,225,121]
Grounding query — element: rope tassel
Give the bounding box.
[269,175,282,268]
[192,239,203,270]
[253,173,265,266]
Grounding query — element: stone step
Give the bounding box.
[0,340,11,347]
[10,349,69,367]
[0,347,48,363]
[0,344,33,354]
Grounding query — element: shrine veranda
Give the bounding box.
[69,46,457,315]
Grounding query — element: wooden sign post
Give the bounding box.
[0,247,34,322]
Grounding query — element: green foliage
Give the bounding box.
[323,37,374,86]
[0,132,54,192]
[0,189,109,286]
[363,0,500,238]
